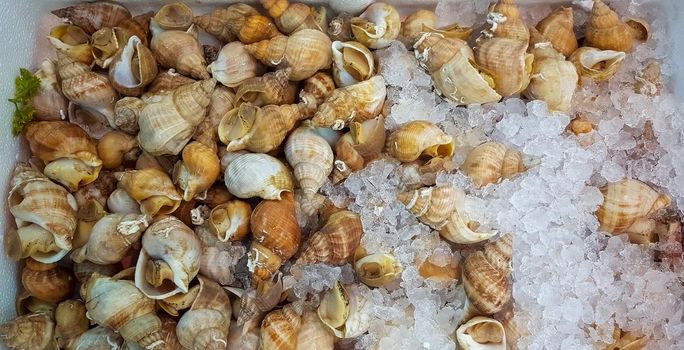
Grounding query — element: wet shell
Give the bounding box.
[235,69,297,106]
[299,72,336,117]
[148,69,197,94]
[32,59,69,121]
[114,168,182,216]
[6,164,77,261]
[0,313,56,350]
[68,326,124,350]
[596,179,670,236]
[298,209,363,265]
[262,0,327,34]
[224,153,293,200]
[98,131,139,169]
[462,235,512,316]
[486,0,529,42]
[48,24,94,66]
[54,299,89,349]
[295,310,335,350]
[173,141,221,201]
[312,76,386,130]
[66,102,114,140]
[350,2,401,49]
[176,276,233,350]
[209,200,252,242]
[51,2,132,35]
[151,25,210,80]
[603,327,648,350]
[331,41,375,87]
[71,214,148,265]
[15,291,56,317]
[397,185,460,229]
[154,2,193,31]
[525,43,578,112]
[536,7,577,57]
[109,35,158,96]
[91,27,129,68]
[137,79,216,156]
[441,210,498,245]
[208,41,266,88]
[569,46,626,82]
[193,3,281,43]
[317,282,370,338]
[462,142,528,187]
[193,86,237,150]
[355,253,402,288]
[475,37,534,97]
[456,316,507,350]
[21,258,73,304]
[385,120,454,163]
[135,216,202,299]
[245,29,333,81]
[331,115,386,184]
[261,301,304,350]
[285,122,334,200]
[83,274,164,349]
[585,0,634,52]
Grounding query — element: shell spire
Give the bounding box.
[297,209,363,265]
[585,0,634,52]
[260,301,305,350]
[462,234,512,319]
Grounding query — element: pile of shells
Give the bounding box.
[0,0,665,349]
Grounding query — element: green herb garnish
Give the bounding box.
[8,68,41,136]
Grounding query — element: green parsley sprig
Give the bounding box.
[8,68,41,136]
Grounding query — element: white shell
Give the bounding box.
[107,188,142,214]
[456,316,507,350]
[284,123,334,200]
[224,153,293,200]
[330,0,373,15]
[331,41,374,88]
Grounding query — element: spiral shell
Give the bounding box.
[401,10,472,47]
[331,40,374,87]
[295,310,335,350]
[154,2,193,31]
[71,213,148,265]
[173,141,221,201]
[235,69,297,106]
[485,0,529,42]
[350,2,400,49]
[299,72,336,117]
[15,291,56,317]
[475,37,534,97]
[51,2,132,35]
[97,131,139,169]
[48,24,93,66]
[418,256,461,283]
[135,216,202,299]
[397,185,460,229]
[456,316,507,350]
[604,327,648,350]
[55,299,89,349]
[298,209,362,265]
[569,46,626,82]
[115,168,182,216]
[260,301,304,350]
[318,282,370,338]
[193,3,281,43]
[536,7,577,57]
[331,115,385,184]
[138,79,216,156]
[224,153,293,200]
[208,41,266,88]
[386,121,454,163]
[83,274,164,349]
[463,234,512,316]
[32,59,69,121]
[462,142,528,187]
[285,122,334,200]
[585,0,634,52]
[354,253,402,288]
[176,276,233,350]
[0,313,56,350]
[193,86,237,151]
[68,326,124,350]
[245,29,332,81]
[109,35,158,96]
[21,258,73,304]
[328,13,354,42]
[151,25,209,79]
[91,26,129,68]
[148,69,197,94]
[262,0,327,35]
[118,11,154,47]
[626,18,650,42]
[312,76,386,130]
[525,31,578,112]
[209,200,252,242]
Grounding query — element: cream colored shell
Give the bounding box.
[331,40,375,87]
[312,75,386,130]
[456,316,507,350]
[385,121,454,163]
[285,122,334,200]
[224,153,293,200]
[350,2,400,49]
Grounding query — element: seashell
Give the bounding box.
[413,32,465,74]
[97,131,139,170]
[536,7,577,57]
[462,142,529,187]
[15,291,56,317]
[235,69,297,106]
[224,153,293,200]
[634,60,661,96]
[113,96,143,134]
[475,37,534,97]
[201,184,235,208]
[355,253,402,288]
[385,120,454,163]
[6,164,77,261]
[48,24,94,66]
[73,171,116,211]
[83,274,164,348]
[298,208,363,265]
[226,322,260,350]
[260,301,304,350]
[208,41,266,88]
[67,102,114,140]
[157,316,184,350]
[330,0,374,15]
[71,213,148,265]
[456,316,507,350]
[462,235,512,316]
[157,284,200,316]
[154,2,193,31]
[173,141,221,201]
[137,79,216,156]
[176,276,233,350]
[626,18,650,42]
[118,11,154,47]
[245,29,333,81]
[596,179,670,242]
[151,25,210,80]
[569,46,626,82]
[193,3,281,44]
[295,310,335,350]
[350,2,400,49]
[106,188,141,214]
[56,50,118,129]
[32,59,69,121]
[199,245,245,285]
[397,185,460,229]
[427,23,473,42]
[109,35,158,96]
[91,27,129,68]
[262,0,327,35]
[331,41,375,87]
[331,115,385,184]
[209,200,252,242]
[0,313,56,350]
[585,0,634,52]
[285,122,334,200]
[21,258,73,304]
[135,216,202,299]
[68,326,124,350]
[328,13,354,42]
[400,10,438,47]
[148,69,197,94]
[55,300,89,349]
[51,2,132,35]
[418,257,461,283]
[114,168,182,216]
[603,327,648,350]
[318,282,370,338]
[248,241,285,281]
[312,76,386,130]
[193,86,237,151]
[525,33,578,112]
[299,72,336,117]
[486,0,529,43]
